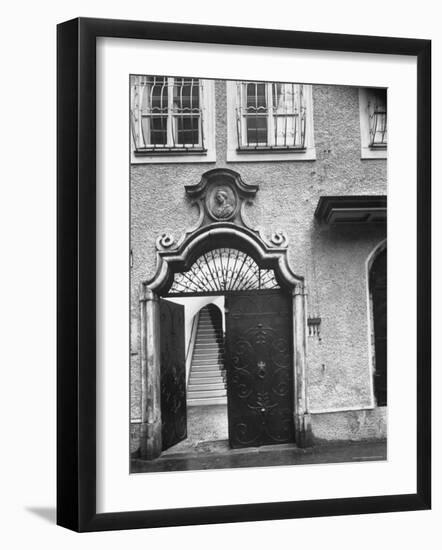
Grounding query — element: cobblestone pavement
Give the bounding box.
[131,439,387,473]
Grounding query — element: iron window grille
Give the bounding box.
[368,89,387,148]
[131,75,206,154]
[235,81,307,151]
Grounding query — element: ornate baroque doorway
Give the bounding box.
[138,169,310,459]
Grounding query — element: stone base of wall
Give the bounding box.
[310,407,387,444]
[130,408,386,454]
[130,422,141,455]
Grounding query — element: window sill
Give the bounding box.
[131,148,216,164]
[227,146,316,163]
[134,147,207,156]
[236,146,307,153]
[361,146,387,160]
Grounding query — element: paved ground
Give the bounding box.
[131,439,387,473]
[131,404,386,473]
[166,404,228,453]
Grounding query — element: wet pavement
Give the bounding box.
[131,439,387,473]
[166,404,228,453]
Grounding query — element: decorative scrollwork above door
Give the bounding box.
[169,248,280,294]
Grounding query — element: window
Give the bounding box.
[130,75,215,163]
[227,81,315,162]
[359,88,387,159]
[236,81,306,150]
[368,89,387,148]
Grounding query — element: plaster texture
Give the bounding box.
[311,407,387,442]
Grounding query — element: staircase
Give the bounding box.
[187,306,227,406]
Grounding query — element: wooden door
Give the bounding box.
[225,290,294,448]
[160,299,187,451]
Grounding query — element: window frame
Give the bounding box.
[238,81,306,150]
[227,80,316,162]
[131,77,216,164]
[359,87,388,160]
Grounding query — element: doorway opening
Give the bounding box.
[140,223,309,461]
[369,245,387,406]
[160,286,294,455]
[162,298,229,454]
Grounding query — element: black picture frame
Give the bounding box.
[57,17,431,532]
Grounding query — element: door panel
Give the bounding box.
[160,299,187,451]
[225,290,294,448]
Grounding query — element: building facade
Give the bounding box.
[129,77,387,459]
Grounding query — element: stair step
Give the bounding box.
[194,342,221,347]
[193,357,224,362]
[188,397,227,406]
[192,355,223,367]
[192,360,223,365]
[190,372,225,379]
[189,376,226,384]
[191,367,224,374]
[191,361,223,366]
[192,370,225,378]
[188,382,226,391]
[186,389,227,399]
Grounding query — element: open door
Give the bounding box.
[160,299,187,451]
[225,290,294,449]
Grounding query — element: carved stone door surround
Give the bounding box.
[138,169,311,459]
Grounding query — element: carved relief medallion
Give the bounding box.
[206,185,237,221]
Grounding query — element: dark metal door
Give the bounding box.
[160,299,187,451]
[225,290,294,448]
[370,249,387,406]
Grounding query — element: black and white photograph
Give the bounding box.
[129,75,388,474]
[0,0,436,542]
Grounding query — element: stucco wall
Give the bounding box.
[130,81,387,426]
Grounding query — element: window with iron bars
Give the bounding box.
[235,82,307,151]
[368,89,387,148]
[130,75,206,154]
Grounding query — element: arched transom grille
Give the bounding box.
[169,248,280,294]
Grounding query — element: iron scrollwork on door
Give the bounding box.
[225,291,294,448]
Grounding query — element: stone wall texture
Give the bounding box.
[130,81,387,439]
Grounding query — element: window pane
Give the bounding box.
[173,78,200,111]
[176,116,200,145]
[141,116,167,146]
[369,89,387,146]
[273,83,297,113]
[148,76,168,111]
[274,116,296,146]
[246,83,266,111]
[246,116,267,145]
